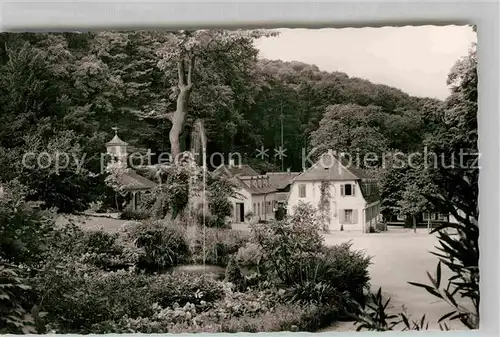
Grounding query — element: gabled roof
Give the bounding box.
[213,164,280,195]
[117,170,156,191]
[213,164,259,178]
[105,134,128,146]
[266,172,301,189]
[293,151,374,182]
[236,176,277,195]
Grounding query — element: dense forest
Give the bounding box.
[0,30,477,221]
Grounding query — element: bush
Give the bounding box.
[191,228,251,267]
[70,229,143,270]
[120,206,151,220]
[250,203,371,307]
[244,211,254,221]
[149,273,225,308]
[31,257,224,334]
[124,220,190,272]
[251,204,324,286]
[225,257,245,291]
[0,181,58,265]
[218,303,340,332]
[207,175,239,228]
[319,243,371,302]
[0,261,37,334]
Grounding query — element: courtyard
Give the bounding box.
[321,227,461,331]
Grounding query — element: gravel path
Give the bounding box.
[320,227,465,331]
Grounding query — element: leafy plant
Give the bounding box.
[408,212,479,329]
[0,181,57,265]
[120,205,151,220]
[0,261,36,334]
[354,288,430,331]
[251,203,370,307]
[126,220,190,271]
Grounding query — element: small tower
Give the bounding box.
[105,127,128,169]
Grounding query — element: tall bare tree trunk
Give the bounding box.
[169,86,191,158]
[168,57,195,159]
[413,215,417,233]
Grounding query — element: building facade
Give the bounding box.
[287,151,381,232]
[213,161,297,223]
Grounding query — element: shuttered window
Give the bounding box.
[299,184,306,198]
[341,184,356,196]
[340,209,358,224]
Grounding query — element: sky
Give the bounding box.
[255,26,477,100]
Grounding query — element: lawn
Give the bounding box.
[56,214,130,233]
[321,227,464,331]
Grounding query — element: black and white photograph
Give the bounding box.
[0,25,478,333]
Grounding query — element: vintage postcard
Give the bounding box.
[0,25,478,333]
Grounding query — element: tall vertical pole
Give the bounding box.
[202,144,207,272]
[280,100,284,172]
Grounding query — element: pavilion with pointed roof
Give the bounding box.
[105,128,156,211]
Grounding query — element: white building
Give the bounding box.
[213,161,286,223]
[287,151,381,232]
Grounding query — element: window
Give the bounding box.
[341,184,355,196]
[299,184,306,198]
[341,209,358,224]
[257,203,260,216]
[437,213,447,221]
[423,212,430,221]
[345,210,353,223]
[253,203,256,215]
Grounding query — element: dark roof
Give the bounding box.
[117,170,156,191]
[359,183,381,204]
[266,172,301,189]
[237,177,277,195]
[243,184,277,195]
[213,164,259,178]
[293,152,374,182]
[105,134,128,146]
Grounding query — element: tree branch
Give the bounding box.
[140,110,175,122]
